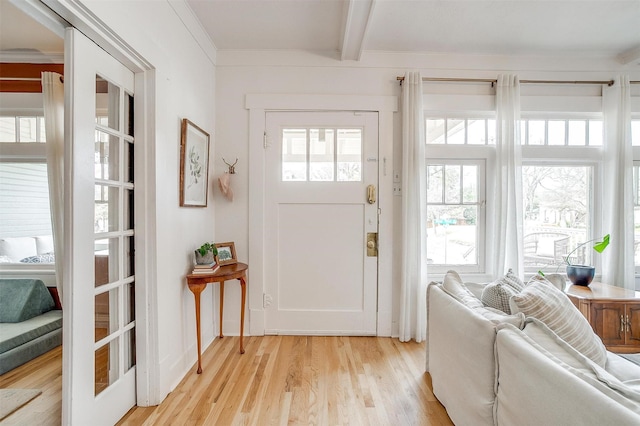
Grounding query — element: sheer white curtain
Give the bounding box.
[602,76,634,289]
[400,71,428,342]
[492,75,524,278]
[42,72,64,304]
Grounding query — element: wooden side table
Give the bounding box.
[566,281,640,353]
[186,262,248,373]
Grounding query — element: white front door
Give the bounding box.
[63,28,136,425]
[264,111,378,335]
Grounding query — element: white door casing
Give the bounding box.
[63,28,136,425]
[246,95,397,337]
[264,111,378,335]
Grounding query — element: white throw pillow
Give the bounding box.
[510,277,607,367]
[481,269,524,314]
[442,270,483,309]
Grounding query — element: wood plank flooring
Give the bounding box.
[0,336,452,425]
[0,346,62,426]
[119,336,452,425]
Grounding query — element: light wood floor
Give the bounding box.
[0,345,62,426]
[0,336,452,425]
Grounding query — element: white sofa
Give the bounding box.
[427,279,640,425]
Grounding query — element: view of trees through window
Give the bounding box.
[522,166,590,270]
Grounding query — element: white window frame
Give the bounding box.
[425,157,487,274]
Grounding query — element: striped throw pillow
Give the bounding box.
[509,278,607,367]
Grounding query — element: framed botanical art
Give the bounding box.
[214,242,237,266]
[179,118,210,207]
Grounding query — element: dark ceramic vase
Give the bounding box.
[566,265,595,286]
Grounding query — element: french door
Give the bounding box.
[63,28,136,425]
[264,111,379,335]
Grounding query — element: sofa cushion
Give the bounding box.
[35,235,54,255]
[0,310,62,354]
[442,270,483,309]
[509,276,607,367]
[0,279,55,323]
[0,237,37,263]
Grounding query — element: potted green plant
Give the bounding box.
[195,242,218,265]
[565,234,609,286]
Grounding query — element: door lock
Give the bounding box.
[367,185,376,204]
[367,232,378,257]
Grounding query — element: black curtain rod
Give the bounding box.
[396,76,640,86]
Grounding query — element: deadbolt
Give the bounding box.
[367,232,378,257]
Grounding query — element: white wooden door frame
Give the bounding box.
[35,0,162,408]
[246,95,398,337]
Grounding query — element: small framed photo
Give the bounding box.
[215,242,237,266]
[179,118,210,207]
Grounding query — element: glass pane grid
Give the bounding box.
[426,118,495,145]
[521,119,601,146]
[0,116,46,143]
[427,161,481,266]
[282,127,362,182]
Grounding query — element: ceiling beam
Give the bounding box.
[340,0,376,62]
[618,45,640,66]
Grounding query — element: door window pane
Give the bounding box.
[282,128,307,181]
[95,185,119,232]
[96,76,120,132]
[309,129,334,181]
[95,238,119,286]
[337,129,362,181]
[95,287,117,342]
[95,131,120,180]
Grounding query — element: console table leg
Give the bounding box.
[188,283,206,374]
[219,282,224,338]
[239,276,246,354]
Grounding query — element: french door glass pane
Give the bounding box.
[94,237,119,286]
[96,76,120,132]
[95,185,119,232]
[95,339,118,396]
[95,287,117,342]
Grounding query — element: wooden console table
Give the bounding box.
[186,262,248,373]
[566,281,640,353]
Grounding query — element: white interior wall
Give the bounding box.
[79,0,217,398]
[215,50,640,337]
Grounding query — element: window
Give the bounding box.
[0,114,52,264]
[426,118,496,145]
[522,165,592,271]
[426,159,485,272]
[520,119,602,146]
[0,116,46,143]
[282,128,362,182]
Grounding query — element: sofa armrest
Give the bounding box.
[427,283,498,426]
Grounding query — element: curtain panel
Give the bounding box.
[400,72,428,342]
[493,75,524,278]
[42,72,65,304]
[602,76,635,289]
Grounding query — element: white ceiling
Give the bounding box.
[189,0,640,63]
[1,0,639,65]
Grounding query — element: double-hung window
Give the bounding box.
[425,116,492,274]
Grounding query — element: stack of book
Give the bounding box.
[191,262,220,274]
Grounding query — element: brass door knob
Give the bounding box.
[367,240,375,249]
